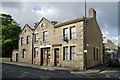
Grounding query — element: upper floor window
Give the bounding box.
[43,31,48,41]
[70,26,76,39]
[63,46,68,60]
[27,35,30,44]
[35,33,39,43]
[21,37,24,45]
[63,28,68,41]
[70,46,76,60]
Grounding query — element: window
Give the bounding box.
[34,47,38,58]
[27,35,30,44]
[96,48,98,60]
[105,48,110,51]
[93,47,95,60]
[43,31,48,41]
[22,49,26,58]
[63,28,68,41]
[35,33,39,42]
[70,46,76,60]
[21,37,24,45]
[70,26,76,39]
[63,47,68,60]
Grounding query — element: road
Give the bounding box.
[2,63,87,79]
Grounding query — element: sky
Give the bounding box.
[0,0,120,46]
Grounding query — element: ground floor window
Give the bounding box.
[96,48,99,60]
[22,49,26,58]
[70,46,76,60]
[93,47,99,60]
[94,47,95,60]
[34,47,38,58]
[63,46,68,60]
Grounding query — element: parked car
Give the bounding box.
[108,58,120,67]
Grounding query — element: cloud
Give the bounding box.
[1,0,119,2]
[32,6,58,18]
[2,2,24,9]
[102,31,119,46]
[111,36,118,46]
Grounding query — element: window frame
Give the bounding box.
[43,31,48,42]
[27,35,30,44]
[96,48,98,60]
[63,46,68,60]
[63,28,68,41]
[21,37,24,45]
[34,33,39,43]
[70,26,76,39]
[34,47,38,58]
[70,46,76,60]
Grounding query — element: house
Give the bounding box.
[103,39,119,63]
[16,8,103,70]
[18,24,34,63]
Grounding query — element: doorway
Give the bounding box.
[16,53,18,62]
[54,48,59,66]
[41,48,50,66]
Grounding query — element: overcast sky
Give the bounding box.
[1,0,120,46]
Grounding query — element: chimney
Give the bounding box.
[89,8,96,19]
[34,22,38,28]
[51,21,57,25]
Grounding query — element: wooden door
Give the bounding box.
[54,48,59,66]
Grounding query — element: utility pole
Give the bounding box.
[32,33,34,64]
[83,0,87,70]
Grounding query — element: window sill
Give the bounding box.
[70,39,77,40]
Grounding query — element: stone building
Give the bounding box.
[103,39,119,63]
[17,8,103,70]
[18,24,34,63]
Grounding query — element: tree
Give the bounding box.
[0,13,21,57]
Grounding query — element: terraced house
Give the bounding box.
[12,8,103,70]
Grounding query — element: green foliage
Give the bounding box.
[0,13,21,57]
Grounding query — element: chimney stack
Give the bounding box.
[89,8,96,19]
[51,21,57,25]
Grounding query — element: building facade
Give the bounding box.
[17,8,103,70]
[18,24,34,63]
